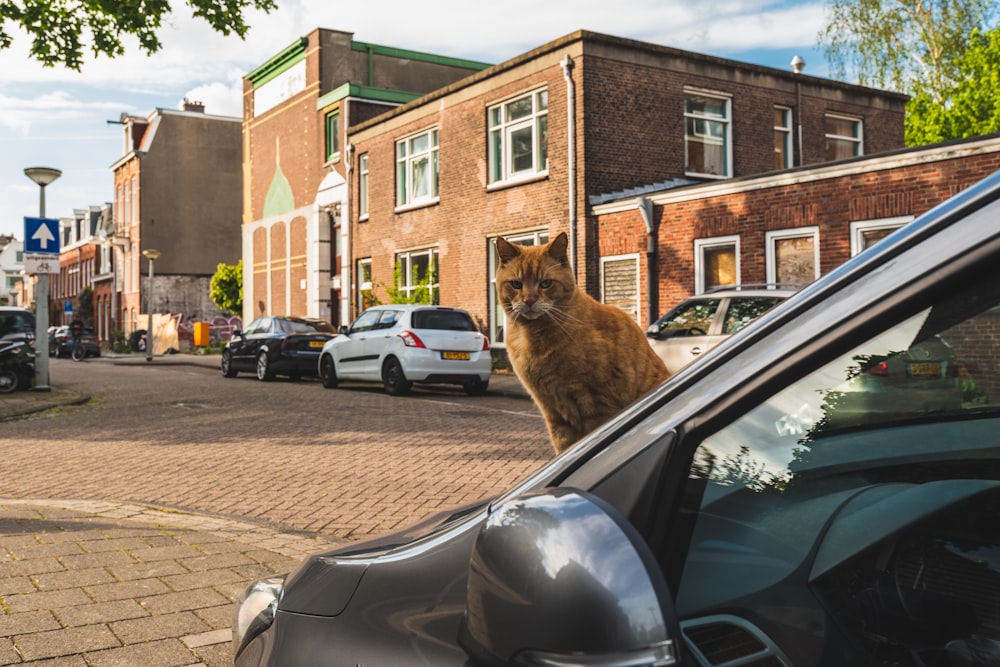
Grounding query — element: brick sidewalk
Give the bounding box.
[0,499,343,665]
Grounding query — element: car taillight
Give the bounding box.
[397,330,426,348]
[866,362,889,377]
[481,336,490,351]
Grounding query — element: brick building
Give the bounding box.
[241,28,491,327]
[347,29,907,344]
[591,133,1000,327]
[108,101,243,341]
[52,205,113,339]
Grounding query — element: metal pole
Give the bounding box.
[35,186,51,390]
[145,258,154,362]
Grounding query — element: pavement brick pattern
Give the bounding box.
[0,499,342,665]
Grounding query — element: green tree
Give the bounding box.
[905,27,1000,144]
[0,0,276,70]
[818,0,995,104]
[384,259,438,305]
[210,259,242,315]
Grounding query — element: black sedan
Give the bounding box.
[221,316,336,381]
[49,325,101,358]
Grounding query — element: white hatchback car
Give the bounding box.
[317,305,492,396]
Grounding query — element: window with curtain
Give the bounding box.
[488,89,548,184]
[685,92,732,178]
[396,129,439,207]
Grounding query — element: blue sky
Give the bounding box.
[0,0,832,240]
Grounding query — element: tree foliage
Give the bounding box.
[0,0,276,70]
[210,259,242,315]
[905,26,1000,144]
[383,260,438,305]
[818,0,995,103]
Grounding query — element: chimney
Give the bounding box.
[182,98,205,113]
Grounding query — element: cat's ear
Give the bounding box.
[547,232,569,265]
[495,237,521,266]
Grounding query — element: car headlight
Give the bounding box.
[233,575,285,657]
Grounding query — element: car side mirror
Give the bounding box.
[231,329,242,339]
[459,488,682,667]
[338,325,349,335]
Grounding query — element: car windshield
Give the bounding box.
[675,278,1000,620]
[412,310,475,331]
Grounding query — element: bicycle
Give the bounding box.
[71,337,86,361]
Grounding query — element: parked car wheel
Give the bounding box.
[221,350,237,378]
[382,357,412,396]
[320,356,338,389]
[256,352,274,381]
[0,368,17,393]
[463,378,489,396]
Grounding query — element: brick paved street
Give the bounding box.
[0,356,550,664]
[1,357,550,539]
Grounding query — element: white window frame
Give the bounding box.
[356,257,372,313]
[358,153,369,221]
[825,113,863,160]
[488,88,548,186]
[684,89,732,179]
[694,235,740,294]
[489,229,549,345]
[850,216,912,256]
[773,106,793,170]
[395,247,439,303]
[600,253,641,323]
[395,128,439,210]
[765,227,820,286]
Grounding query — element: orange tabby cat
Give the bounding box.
[495,232,671,454]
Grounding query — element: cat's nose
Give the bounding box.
[524,297,536,307]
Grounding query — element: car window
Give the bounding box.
[350,310,382,334]
[284,319,335,333]
[672,282,1000,662]
[242,318,260,335]
[650,299,720,338]
[376,311,401,330]
[412,309,475,331]
[721,296,784,334]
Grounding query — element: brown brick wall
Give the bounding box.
[597,146,1000,321]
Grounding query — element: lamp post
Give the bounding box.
[24,167,61,392]
[141,249,160,362]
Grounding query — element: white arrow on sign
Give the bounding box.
[32,221,55,250]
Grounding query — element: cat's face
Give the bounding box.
[495,233,574,322]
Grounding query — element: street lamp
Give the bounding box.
[24,166,61,392]
[141,249,161,362]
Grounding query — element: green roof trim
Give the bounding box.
[247,37,308,88]
[316,83,423,110]
[351,40,491,71]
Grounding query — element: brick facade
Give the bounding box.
[347,30,907,344]
[592,135,1000,326]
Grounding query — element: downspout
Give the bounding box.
[561,55,577,277]
[638,197,658,326]
[342,98,354,327]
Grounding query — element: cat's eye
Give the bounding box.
[539,279,553,288]
[509,280,523,289]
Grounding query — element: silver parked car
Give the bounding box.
[317,305,492,396]
[646,285,798,374]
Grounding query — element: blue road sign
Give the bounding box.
[24,217,60,254]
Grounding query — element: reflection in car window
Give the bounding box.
[350,310,381,333]
[376,311,401,330]
[674,287,1000,663]
[651,299,720,337]
[722,297,782,334]
[283,319,335,333]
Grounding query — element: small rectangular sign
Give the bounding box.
[24,253,58,275]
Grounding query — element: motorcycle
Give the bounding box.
[0,337,36,393]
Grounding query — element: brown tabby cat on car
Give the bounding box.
[495,232,671,454]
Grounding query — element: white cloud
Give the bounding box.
[0,0,831,237]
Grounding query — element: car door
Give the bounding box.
[647,298,725,373]
[334,309,382,379]
[362,309,403,372]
